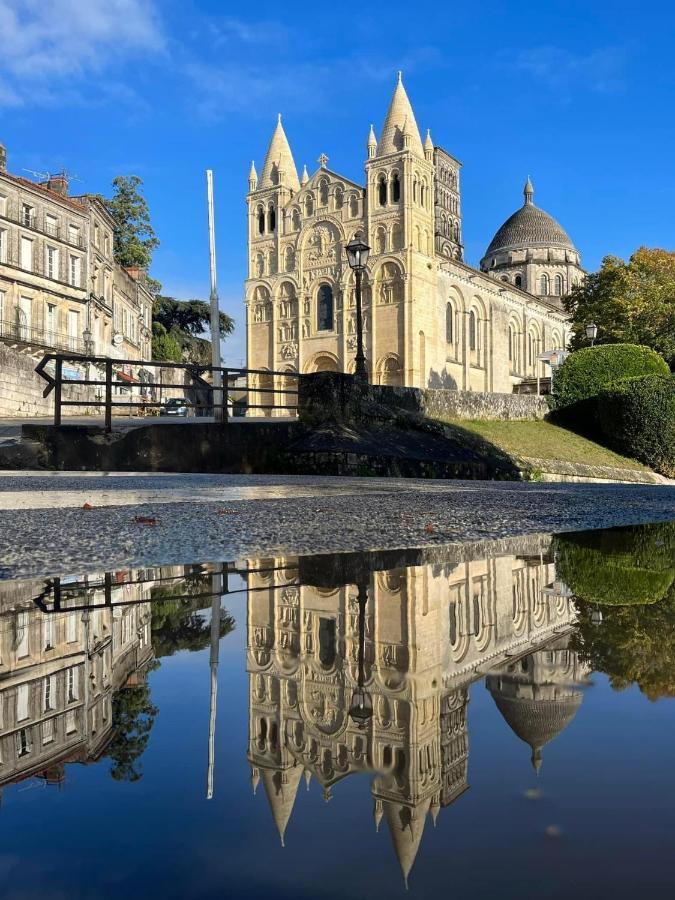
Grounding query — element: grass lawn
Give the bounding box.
[441,419,648,471]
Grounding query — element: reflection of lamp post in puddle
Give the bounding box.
[349,580,373,728]
[206,565,226,799]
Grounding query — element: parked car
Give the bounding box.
[160,398,189,417]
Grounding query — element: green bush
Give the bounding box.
[550,344,669,410]
[598,374,675,476]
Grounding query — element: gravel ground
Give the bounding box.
[2,472,675,580]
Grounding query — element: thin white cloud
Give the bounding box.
[185,44,445,121]
[0,0,165,107]
[513,46,626,94]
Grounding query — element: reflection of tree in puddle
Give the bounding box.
[554,523,675,700]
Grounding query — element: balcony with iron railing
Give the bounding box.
[1,204,85,248]
[0,317,85,354]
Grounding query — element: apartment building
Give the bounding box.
[0,141,153,368]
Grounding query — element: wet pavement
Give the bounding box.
[2,472,675,580]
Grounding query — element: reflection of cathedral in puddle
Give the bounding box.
[0,571,155,796]
[247,543,589,885]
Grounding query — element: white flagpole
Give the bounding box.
[206,170,223,422]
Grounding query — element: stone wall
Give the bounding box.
[0,343,99,418]
[298,372,547,425]
[422,388,547,421]
[1,344,55,417]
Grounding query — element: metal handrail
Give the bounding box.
[35,353,301,431]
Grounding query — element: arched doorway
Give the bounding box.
[310,354,340,373]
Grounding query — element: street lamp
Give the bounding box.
[82,327,93,356]
[345,237,370,381]
[349,579,372,729]
[585,322,598,347]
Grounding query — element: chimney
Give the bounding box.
[0,142,6,173]
[123,266,140,281]
[46,173,69,197]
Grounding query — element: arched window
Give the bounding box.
[501,275,509,283]
[420,183,426,206]
[469,310,477,351]
[449,603,457,645]
[392,222,402,250]
[375,227,386,254]
[540,274,549,295]
[268,204,276,233]
[291,208,301,231]
[515,274,522,289]
[413,180,418,203]
[528,332,535,367]
[508,323,514,363]
[257,206,265,234]
[378,174,387,207]
[319,179,329,207]
[554,274,563,296]
[391,172,400,202]
[349,194,359,217]
[305,194,314,217]
[318,618,336,667]
[317,283,334,331]
[446,302,454,344]
[334,186,343,210]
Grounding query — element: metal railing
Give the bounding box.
[1,318,85,353]
[35,353,301,431]
[1,207,85,248]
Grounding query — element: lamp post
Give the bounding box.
[585,322,598,347]
[345,238,370,382]
[349,579,373,729]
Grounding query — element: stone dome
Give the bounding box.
[484,178,576,256]
[492,693,582,753]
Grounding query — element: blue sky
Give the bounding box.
[1,0,673,365]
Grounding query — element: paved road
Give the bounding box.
[1,472,675,580]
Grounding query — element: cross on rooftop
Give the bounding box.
[318,153,329,169]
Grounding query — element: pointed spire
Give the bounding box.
[378,73,424,158]
[374,798,384,832]
[524,176,534,205]
[424,129,434,152]
[384,798,431,888]
[248,160,258,191]
[429,795,440,827]
[531,746,543,773]
[260,114,300,192]
[367,123,377,158]
[304,769,312,791]
[261,765,304,847]
[301,164,309,186]
[251,766,260,795]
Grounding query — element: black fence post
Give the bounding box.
[54,357,62,427]
[223,369,229,423]
[105,359,113,433]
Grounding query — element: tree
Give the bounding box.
[564,248,675,368]
[102,175,160,273]
[153,296,235,365]
[151,322,182,362]
[106,679,159,782]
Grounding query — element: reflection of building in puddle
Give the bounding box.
[487,637,589,772]
[246,539,587,885]
[0,568,169,796]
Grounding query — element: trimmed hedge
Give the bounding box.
[598,374,675,476]
[550,344,669,410]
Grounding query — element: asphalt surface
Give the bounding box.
[2,472,675,580]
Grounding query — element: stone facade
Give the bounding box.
[0,143,153,378]
[246,542,588,882]
[0,571,153,790]
[245,75,579,403]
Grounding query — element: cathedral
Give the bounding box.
[245,74,584,394]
